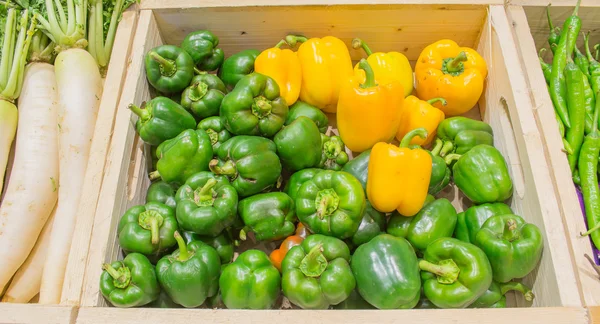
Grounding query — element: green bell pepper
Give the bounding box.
[129,97,197,146]
[454,203,513,243]
[156,232,221,308]
[117,202,178,260]
[296,170,366,239]
[281,234,355,309]
[209,136,282,197]
[387,197,457,252]
[386,195,435,238]
[437,117,494,156]
[181,73,226,119]
[181,231,235,265]
[150,129,213,184]
[285,101,329,133]
[238,192,296,241]
[197,116,232,151]
[219,49,260,90]
[146,181,179,209]
[284,168,323,201]
[351,234,420,309]
[220,73,289,137]
[428,139,451,195]
[318,134,349,171]
[447,144,513,204]
[220,249,281,309]
[150,290,182,308]
[145,45,195,94]
[415,296,439,309]
[419,238,492,308]
[181,30,224,71]
[174,171,238,237]
[274,116,322,171]
[349,201,385,247]
[100,253,160,308]
[332,290,375,309]
[475,214,543,283]
[469,281,534,308]
[341,149,370,192]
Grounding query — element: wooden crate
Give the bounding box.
[78,2,585,323]
[506,1,600,313]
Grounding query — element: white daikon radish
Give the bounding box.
[0,103,17,196]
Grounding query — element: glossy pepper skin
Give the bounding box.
[287,35,353,113]
[197,116,232,151]
[333,290,375,309]
[448,144,513,204]
[296,170,366,239]
[284,168,323,201]
[318,134,349,171]
[146,181,179,209]
[181,230,235,265]
[145,45,195,94]
[419,238,492,308]
[100,253,160,308]
[427,139,451,195]
[219,49,260,90]
[174,171,238,237]
[156,232,221,308]
[436,117,494,156]
[469,281,534,308]
[349,201,385,247]
[351,234,421,309]
[270,223,309,272]
[475,214,543,283]
[415,39,488,116]
[351,38,413,98]
[341,149,370,192]
[129,97,197,146]
[238,192,296,241]
[220,73,289,137]
[181,30,224,71]
[274,116,322,171]
[397,96,446,145]
[282,234,355,309]
[150,129,213,184]
[181,73,226,119]
[209,136,282,197]
[220,249,281,309]
[387,195,436,239]
[285,101,329,133]
[367,128,432,216]
[388,198,457,252]
[118,202,178,260]
[255,39,302,105]
[454,203,513,244]
[337,59,404,152]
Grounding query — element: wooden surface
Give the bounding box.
[141,0,503,9]
[589,306,600,323]
[510,0,600,6]
[507,5,600,307]
[0,304,77,324]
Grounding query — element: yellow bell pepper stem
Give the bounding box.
[427,98,447,106]
[444,52,468,75]
[274,39,287,48]
[285,35,308,47]
[359,59,377,88]
[352,38,374,56]
[395,96,445,146]
[400,128,428,148]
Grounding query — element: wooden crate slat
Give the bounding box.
[0,304,77,324]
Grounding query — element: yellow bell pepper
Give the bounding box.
[351,38,413,97]
[415,39,488,116]
[367,128,432,216]
[254,39,302,105]
[337,59,404,153]
[396,96,446,146]
[287,35,353,113]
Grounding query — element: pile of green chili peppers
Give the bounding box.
[100,28,545,310]
[542,1,600,254]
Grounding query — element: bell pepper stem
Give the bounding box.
[174,231,191,262]
[399,128,428,148]
[584,254,600,279]
[444,153,461,165]
[427,98,447,106]
[129,103,151,123]
[194,67,207,75]
[351,38,373,56]
[239,226,251,241]
[138,210,164,245]
[431,138,444,156]
[315,189,340,219]
[148,170,161,181]
[324,137,343,159]
[440,141,454,157]
[299,244,328,278]
[102,263,131,289]
[150,217,160,245]
[148,51,177,77]
[274,39,287,48]
[209,160,237,177]
[358,59,378,89]
[419,259,460,284]
[502,219,520,242]
[194,178,217,207]
[285,35,308,47]
[252,96,273,118]
[445,52,468,73]
[205,128,219,145]
[499,282,535,302]
[187,82,209,101]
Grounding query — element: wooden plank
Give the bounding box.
[510,0,600,7]
[507,5,600,306]
[80,10,163,307]
[76,307,588,324]
[59,10,139,306]
[589,306,600,323]
[141,0,504,9]
[0,304,77,324]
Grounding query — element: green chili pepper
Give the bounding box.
[595,44,600,61]
[575,45,591,78]
[582,71,596,134]
[546,4,561,53]
[565,53,587,173]
[539,48,552,84]
[579,94,600,249]
[556,110,575,155]
[549,0,582,128]
[585,33,600,111]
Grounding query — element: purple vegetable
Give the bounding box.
[576,184,600,264]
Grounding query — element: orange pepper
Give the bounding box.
[396,96,446,146]
[287,35,353,113]
[269,223,309,272]
[254,39,302,105]
[415,39,487,116]
[367,128,432,216]
[337,59,404,153]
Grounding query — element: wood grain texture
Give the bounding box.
[507,5,600,307]
[0,304,77,324]
[141,0,503,9]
